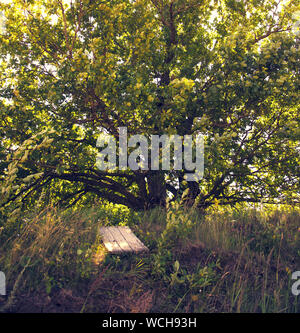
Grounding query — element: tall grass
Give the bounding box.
[0,202,299,313]
[134,203,300,313]
[0,204,136,312]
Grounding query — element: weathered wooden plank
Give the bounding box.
[99,227,123,254]
[107,226,133,252]
[99,226,149,254]
[118,226,149,253]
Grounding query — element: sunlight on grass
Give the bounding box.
[0,203,299,313]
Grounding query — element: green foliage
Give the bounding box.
[152,201,194,277]
[0,203,299,312]
[0,0,298,210]
[160,201,195,248]
[0,0,299,313]
[0,205,104,300]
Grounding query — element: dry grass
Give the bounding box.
[0,203,299,313]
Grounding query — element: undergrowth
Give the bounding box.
[0,202,299,313]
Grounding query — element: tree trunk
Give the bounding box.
[183,181,200,208]
[146,171,167,209]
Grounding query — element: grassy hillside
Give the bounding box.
[0,203,299,313]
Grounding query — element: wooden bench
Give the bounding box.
[99,226,149,254]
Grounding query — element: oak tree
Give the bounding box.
[0,0,299,211]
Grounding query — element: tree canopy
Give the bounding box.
[0,0,299,213]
